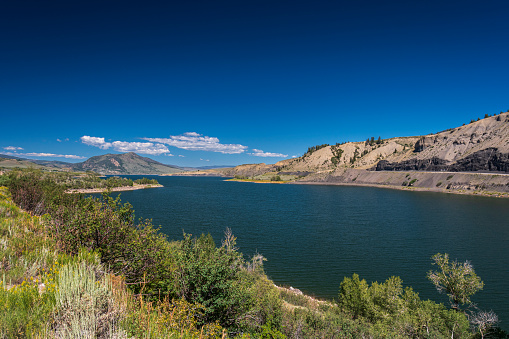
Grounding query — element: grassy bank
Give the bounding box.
[0,169,506,338]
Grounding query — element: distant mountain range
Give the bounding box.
[0,152,184,175]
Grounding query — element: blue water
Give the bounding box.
[104,176,509,328]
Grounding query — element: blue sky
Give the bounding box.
[1,0,508,167]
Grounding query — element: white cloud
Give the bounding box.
[110,141,169,155]
[81,136,112,150]
[3,146,23,151]
[142,132,248,154]
[57,139,62,142]
[249,149,288,158]
[5,152,85,159]
[80,136,170,155]
[178,155,185,157]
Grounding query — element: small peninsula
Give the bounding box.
[65,182,163,194]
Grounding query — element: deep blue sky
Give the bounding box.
[1,0,508,166]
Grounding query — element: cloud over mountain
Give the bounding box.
[80,136,170,155]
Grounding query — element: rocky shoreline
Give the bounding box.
[294,169,509,198]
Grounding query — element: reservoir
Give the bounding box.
[105,175,509,328]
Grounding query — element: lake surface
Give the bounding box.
[105,176,509,328]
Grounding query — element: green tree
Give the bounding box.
[338,273,369,319]
[427,253,484,311]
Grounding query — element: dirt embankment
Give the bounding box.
[296,169,509,198]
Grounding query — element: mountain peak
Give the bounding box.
[72,153,183,175]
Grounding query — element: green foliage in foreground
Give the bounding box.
[1,168,507,338]
[338,274,470,337]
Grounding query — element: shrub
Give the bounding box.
[169,233,248,328]
[427,253,484,311]
[0,174,10,187]
[0,275,55,337]
[52,261,121,338]
[338,274,471,337]
[51,193,171,292]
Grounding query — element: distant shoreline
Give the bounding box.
[226,178,289,184]
[224,172,509,198]
[66,183,163,194]
[293,180,509,199]
[162,172,225,177]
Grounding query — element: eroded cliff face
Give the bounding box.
[372,113,509,173]
[375,148,509,173]
[409,114,509,160]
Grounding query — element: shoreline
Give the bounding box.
[226,178,289,184]
[221,171,509,199]
[66,183,163,194]
[293,180,509,199]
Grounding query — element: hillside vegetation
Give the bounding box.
[0,169,506,338]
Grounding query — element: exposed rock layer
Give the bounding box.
[374,148,509,173]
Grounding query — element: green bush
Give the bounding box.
[169,233,247,327]
[338,274,471,337]
[51,193,171,293]
[0,276,55,337]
